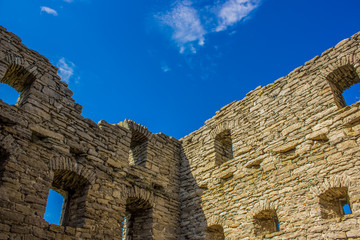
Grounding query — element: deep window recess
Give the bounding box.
[0,147,9,183]
[0,64,35,106]
[326,65,360,108]
[205,224,225,240]
[45,170,90,227]
[253,210,280,236]
[319,187,352,219]
[129,130,148,167]
[214,130,233,165]
[123,197,153,240]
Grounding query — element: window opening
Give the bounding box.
[129,130,148,167]
[44,189,65,225]
[319,187,351,219]
[123,197,153,240]
[326,64,360,108]
[253,210,280,236]
[0,147,9,183]
[0,64,36,106]
[214,130,233,165]
[343,82,360,106]
[342,203,352,215]
[205,224,225,240]
[0,82,20,105]
[45,170,90,227]
[31,131,49,143]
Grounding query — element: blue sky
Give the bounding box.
[1,0,360,140]
[1,0,359,226]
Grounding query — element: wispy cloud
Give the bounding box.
[57,58,76,84]
[216,0,260,32]
[156,0,261,54]
[161,63,172,72]
[40,6,58,16]
[158,1,205,54]
[64,0,74,2]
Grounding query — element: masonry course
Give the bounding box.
[0,25,360,239]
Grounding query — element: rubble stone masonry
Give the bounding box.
[0,25,360,239]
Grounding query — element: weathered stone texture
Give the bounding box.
[0,25,181,239]
[1,25,360,239]
[180,30,360,239]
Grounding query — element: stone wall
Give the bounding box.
[0,26,181,240]
[0,25,360,239]
[179,31,360,239]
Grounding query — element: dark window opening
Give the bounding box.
[129,130,148,167]
[205,224,225,240]
[0,147,10,183]
[253,210,280,236]
[152,183,164,191]
[0,82,20,105]
[44,189,65,225]
[319,187,351,219]
[326,65,360,108]
[45,170,90,228]
[123,197,153,240]
[0,64,36,106]
[214,130,233,165]
[31,131,49,143]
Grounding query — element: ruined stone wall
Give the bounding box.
[180,32,360,239]
[1,25,360,240]
[0,26,181,240]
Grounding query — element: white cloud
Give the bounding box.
[40,6,58,16]
[64,0,74,2]
[158,1,206,54]
[216,0,260,32]
[156,0,261,54]
[161,63,172,72]
[57,58,75,84]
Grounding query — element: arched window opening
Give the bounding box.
[44,170,90,228]
[0,64,35,106]
[44,189,65,225]
[0,82,19,105]
[214,130,233,165]
[123,197,153,240]
[0,147,9,184]
[319,187,352,219]
[129,130,148,167]
[205,224,225,240]
[326,65,360,108]
[253,209,279,236]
